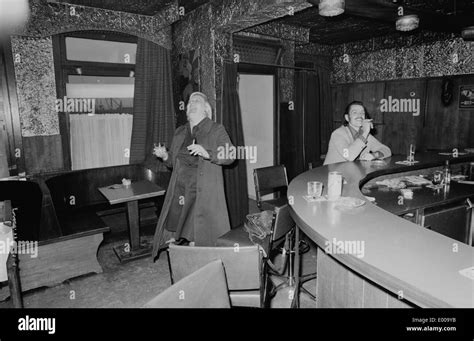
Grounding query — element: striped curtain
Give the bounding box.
[129,39,176,170]
[70,114,133,170]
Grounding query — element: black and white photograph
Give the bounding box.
[0,0,473,338]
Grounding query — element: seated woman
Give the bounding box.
[324,101,391,165]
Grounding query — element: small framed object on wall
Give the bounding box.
[459,85,474,108]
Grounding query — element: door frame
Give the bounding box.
[0,41,24,175]
[237,63,280,166]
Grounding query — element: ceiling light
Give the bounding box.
[461,26,474,41]
[319,0,345,17]
[396,14,419,32]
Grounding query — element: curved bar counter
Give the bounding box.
[288,153,474,308]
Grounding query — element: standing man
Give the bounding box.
[151,92,235,259]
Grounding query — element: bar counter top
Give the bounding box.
[287,152,474,308]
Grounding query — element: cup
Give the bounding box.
[327,172,343,201]
[307,181,323,199]
[407,144,416,162]
[433,170,443,185]
[469,162,474,181]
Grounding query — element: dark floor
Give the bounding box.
[0,200,317,308]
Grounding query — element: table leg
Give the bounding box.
[126,200,140,251]
[113,200,153,262]
[7,252,23,308]
[292,225,300,308]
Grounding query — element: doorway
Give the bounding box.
[238,71,276,200]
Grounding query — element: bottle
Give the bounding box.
[443,160,451,184]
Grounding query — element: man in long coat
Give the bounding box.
[152,92,235,259]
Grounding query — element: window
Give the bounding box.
[65,37,137,64]
[54,32,137,170]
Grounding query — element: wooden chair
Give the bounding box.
[167,244,265,308]
[144,260,230,308]
[254,165,288,211]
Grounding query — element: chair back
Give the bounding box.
[0,181,43,241]
[144,260,230,308]
[254,165,288,205]
[271,204,294,244]
[168,244,261,291]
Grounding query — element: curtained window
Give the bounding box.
[53,31,138,170]
[69,113,133,170]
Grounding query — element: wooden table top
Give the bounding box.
[98,180,165,205]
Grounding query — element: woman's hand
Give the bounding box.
[153,143,169,161]
[187,143,210,159]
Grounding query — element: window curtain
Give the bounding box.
[221,62,249,229]
[70,114,133,170]
[283,67,332,180]
[300,71,321,169]
[315,66,333,157]
[129,39,175,170]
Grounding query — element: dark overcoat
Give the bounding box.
[152,117,235,259]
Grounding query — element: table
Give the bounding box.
[288,152,474,308]
[98,180,165,262]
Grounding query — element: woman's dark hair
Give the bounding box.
[342,100,377,135]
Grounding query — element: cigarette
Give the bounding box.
[192,139,195,145]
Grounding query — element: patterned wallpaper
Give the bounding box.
[172,0,311,120]
[16,0,177,48]
[329,32,474,84]
[11,0,177,137]
[239,22,311,102]
[11,36,59,137]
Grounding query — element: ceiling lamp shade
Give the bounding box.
[0,0,30,38]
[319,0,345,17]
[395,14,419,32]
[461,26,474,41]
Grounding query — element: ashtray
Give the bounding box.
[334,197,366,208]
[303,195,327,203]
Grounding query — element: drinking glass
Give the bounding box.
[407,144,416,162]
[433,170,443,185]
[307,181,323,199]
